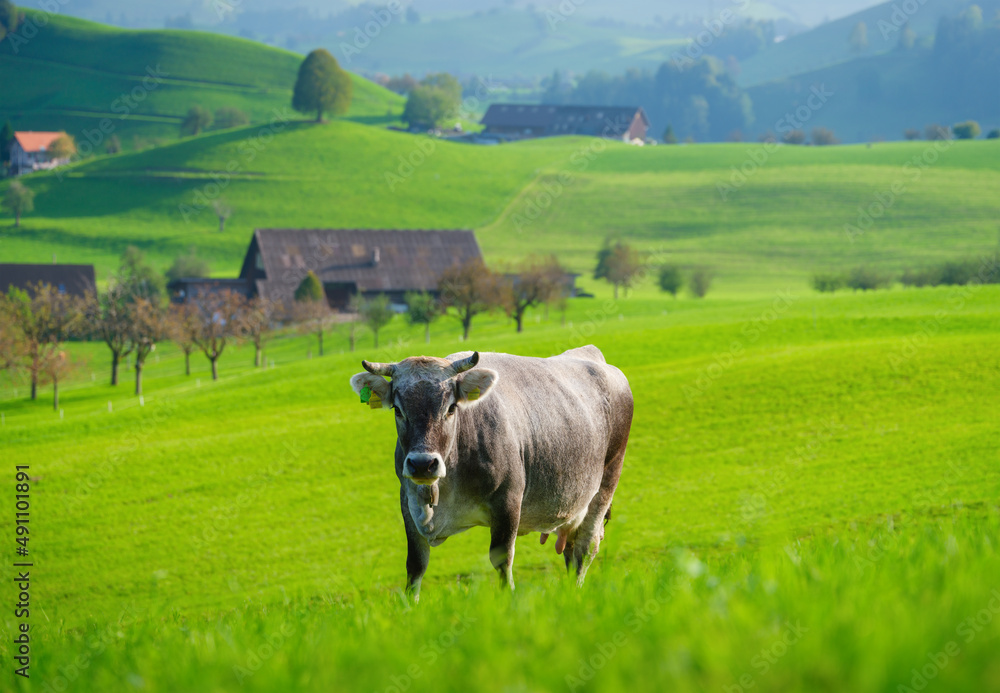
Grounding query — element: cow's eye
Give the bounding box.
[394,407,405,420]
[447,403,457,417]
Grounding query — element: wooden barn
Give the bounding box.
[170,229,483,311]
[480,104,649,142]
[0,263,96,297]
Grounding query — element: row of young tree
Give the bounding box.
[594,238,715,299]
[813,258,1000,293]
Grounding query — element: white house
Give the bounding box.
[9,131,71,175]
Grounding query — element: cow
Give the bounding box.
[349,346,633,599]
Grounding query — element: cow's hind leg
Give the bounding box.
[489,491,522,591]
[568,446,627,586]
[401,488,430,602]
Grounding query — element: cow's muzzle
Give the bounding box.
[404,452,445,485]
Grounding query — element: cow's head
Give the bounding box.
[350,352,499,484]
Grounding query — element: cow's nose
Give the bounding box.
[405,453,444,482]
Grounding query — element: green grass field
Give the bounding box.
[3,120,999,295]
[1,280,998,691]
[0,13,403,151]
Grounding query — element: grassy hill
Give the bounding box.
[1,121,998,295]
[1,282,998,691]
[0,13,404,152]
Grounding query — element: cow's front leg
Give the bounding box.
[400,487,430,602]
[489,494,521,591]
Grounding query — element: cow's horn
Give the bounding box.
[450,352,480,374]
[362,360,395,376]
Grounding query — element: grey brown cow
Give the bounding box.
[349,346,633,598]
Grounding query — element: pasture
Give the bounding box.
[2,280,998,692]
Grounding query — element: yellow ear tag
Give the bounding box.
[369,393,382,409]
[466,387,481,402]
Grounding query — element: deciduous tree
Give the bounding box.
[240,296,275,367]
[658,265,683,297]
[130,298,167,396]
[404,291,440,343]
[48,134,77,160]
[595,239,644,299]
[181,106,213,136]
[357,294,394,348]
[166,302,199,376]
[190,290,246,380]
[438,258,503,341]
[165,247,211,283]
[3,180,34,227]
[292,49,353,123]
[504,255,564,333]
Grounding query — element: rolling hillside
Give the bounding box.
[1,121,998,295]
[738,0,1000,87]
[0,13,404,152]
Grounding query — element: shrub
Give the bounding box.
[688,269,713,298]
[903,129,921,141]
[952,121,981,140]
[925,124,950,141]
[812,272,846,293]
[846,266,891,292]
[811,128,839,146]
[986,129,1000,140]
[782,129,806,145]
[900,267,939,288]
[658,265,683,297]
[214,107,250,130]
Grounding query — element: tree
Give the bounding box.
[106,134,122,155]
[925,124,950,141]
[987,129,1000,140]
[118,246,165,301]
[386,74,417,95]
[294,295,333,357]
[85,282,133,386]
[689,269,713,298]
[166,302,199,376]
[292,49,353,123]
[0,120,15,173]
[850,21,869,54]
[0,0,19,40]
[180,106,213,136]
[41,349,75,411]
[239,296,275,367]
[813,272,846,293]
[214,107,249,130]
[504,255,564,333]
[130,298,166,396]
[903,129,921,140]
[847,266,891,291]
[782,129,806,145]
[165,247,211,283]
[403,74,462,129]
[404,291,440,343]
[358,294,394,348]
[190,290,246,380]
[811,127,839,146]
[594,239,644,300]
[658,265,683,297]
[212,199,232,233]
[662,124,678,144]
[1,284,82,401]
[952,121,981,139]
[438,258,503,341]
[48,134,77,160]
[294,271,324,302]
[3,180,34,227]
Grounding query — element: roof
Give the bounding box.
[0,263,96,297]
[246,229,482,301]
[13,131,67,154]
[481,104,649,137]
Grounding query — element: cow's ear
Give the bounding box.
[349,373,392,409]
[456,368,499,407]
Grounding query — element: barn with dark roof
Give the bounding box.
[169,229,483,311]
[0,263,96,297]
[480,104,649,141]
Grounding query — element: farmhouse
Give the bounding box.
[169,228,484,310]
[8,131,71,175]
[0,263,96,298]
[480,104,649,142]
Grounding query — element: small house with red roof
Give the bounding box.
[9,131,71,175]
